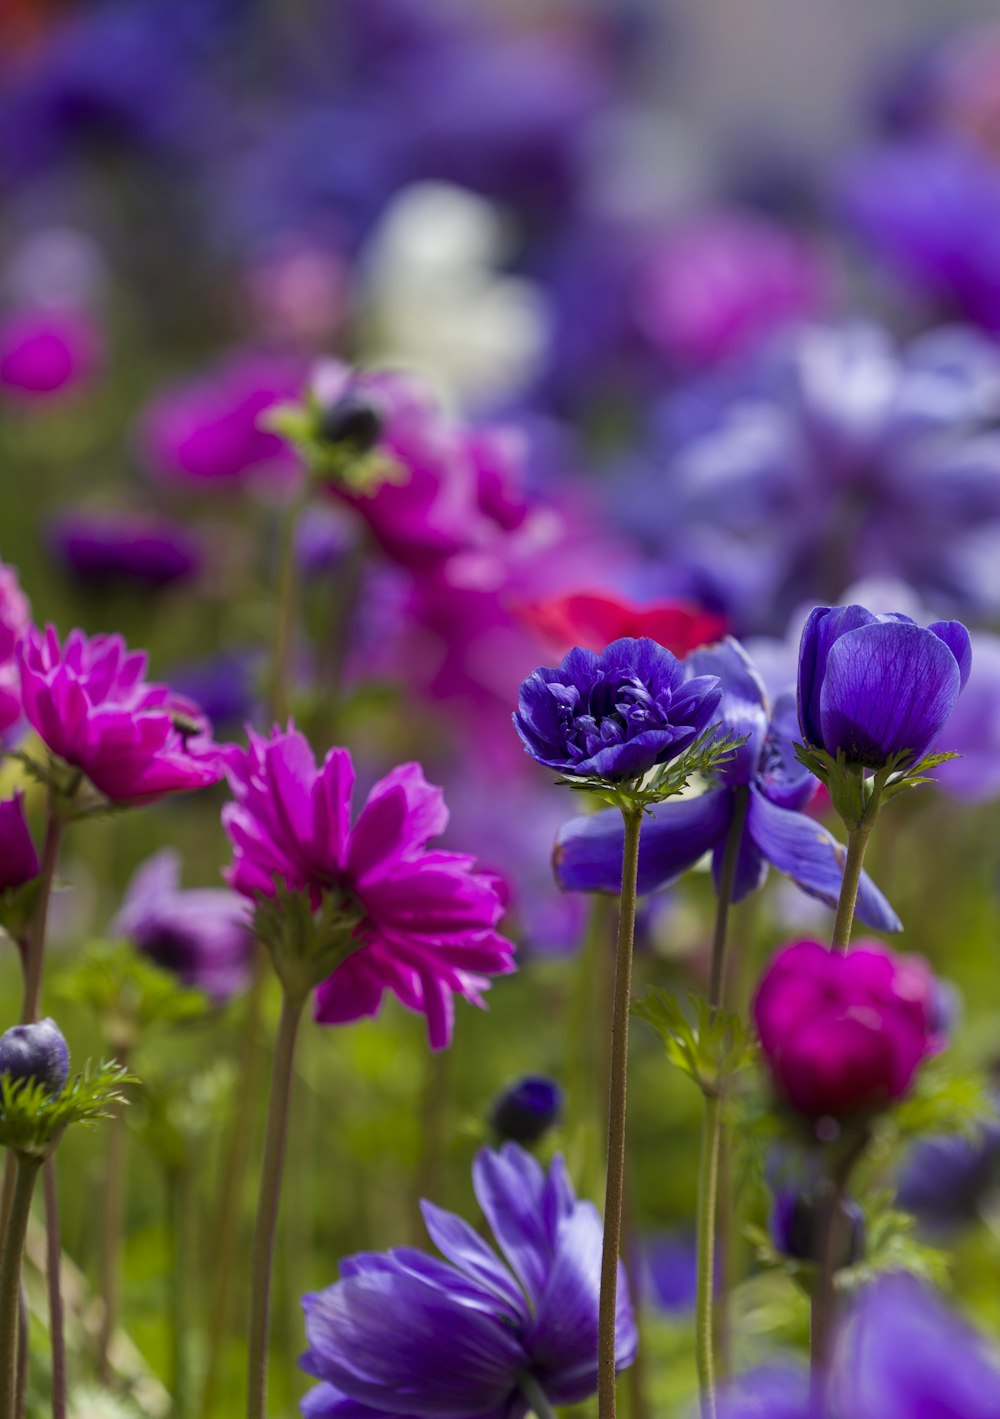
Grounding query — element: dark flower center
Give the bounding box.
[560,673,671,761]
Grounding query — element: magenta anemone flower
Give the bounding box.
[222,727,516,1048]
[0,560,30,736]
[17,625,221,803]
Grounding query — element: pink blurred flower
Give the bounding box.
[753,939,938,1121]
[0,306,103,398]
[138,350,305,491]
[17,626,221,803]
[222,726,516,1048]
[0,560,30,735]
[638,212,830,368]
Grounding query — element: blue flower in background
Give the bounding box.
[555,639,899,928]
[797,604,971,767]
[300,1143,637,1417]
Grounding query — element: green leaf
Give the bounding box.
[633,987,755,1094]
[890,1061,993,1142]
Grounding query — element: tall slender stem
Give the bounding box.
[97,1062,130,1383]
[14,1284,27,1419]
[830,822,873,952]
[200,949,267,1418]
[20,806,64,1027]
[168,1167,192,1419]
[42,1159,66,1419]
[809,1136,867,1403]
[0,1157,41,1419]
[246,988,304,1419]
[270,494,308,724]
[697,786,748,1411]
[597,806,642,1419]
[518,1372,558,1419]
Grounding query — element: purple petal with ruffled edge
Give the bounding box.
[420,1202,528,1325]
[554,791,731,896]
[928,619,972,689]
[756,691,816,812]
[819,621,961,764]
[688,637,769,785]
[746,788,901,932]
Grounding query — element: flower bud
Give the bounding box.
[0,793,38,892]
[490,1076,563,1145]
[317,393,383,453]
[771,1188,865,1270]
[753,939,937,1120]
[0,1018,70,1096]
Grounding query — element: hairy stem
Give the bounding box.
[42,1160,66,1419]
[97,1061,130,1384]
[597,806,643,1419]
[246,988,304,1419]
[0,1158,40,1419]
[830,822,873,952]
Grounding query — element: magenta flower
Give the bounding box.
[17,626,221,803]
[0,561,31,736]
[222,727,516,1048]
[0,306,102,400]
[753,939,938,1121]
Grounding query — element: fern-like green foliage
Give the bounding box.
[556,726,750,815]
[0,1060,133,1159]
[633,986,755,1096]
[56,942,210,1053]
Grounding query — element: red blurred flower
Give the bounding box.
[517,591,727,658]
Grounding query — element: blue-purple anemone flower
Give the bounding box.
[554,639,899,929]
[514,637,721,783]
[714,1275,1000,1418]
[113,850,253,1003]
[299,1143,637,1418]
[798,604,971,768]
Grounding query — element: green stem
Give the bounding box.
[695,1093,722,1419]
[597,806,642,1419]
[14,1284,27,1419]
[97,1062,130,1384]
[42,1159,66,1419]
[168,1168,192,1419]
[200,949,267,1418]
[246,988,305,1419]
[518,1372,558,1419]
[809,1137,868,1403]
[19,805,64,1026]
[698,786,748,1407]
[270,494,308,724]
[0,1157,40,1419]
[830,822,873,952]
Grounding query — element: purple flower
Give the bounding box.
[929,631,1000,802]
[49,509,202,591]
[490,1076,562,1145]
[770,1189,865,1269]
[514,637,721,783]
[299,1143,637,1417]
[797,604,972,768]
[896,1124,1000,1233]
[17,625,221,804]
[640,1233,698,1316]
[0,307,102,400]
[834,1275,1000,1418]
[222,728,515,1049]
[715,1368,816,1419]
[554,640,899,929]
[112,850,253,1003]
[166,652,260,735]
[138,351,304,491]
[753,939,938,1121]
[0,1018,69,1096]
[0,794,39,893]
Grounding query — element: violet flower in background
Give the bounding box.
[896,1124,1000,1234]
[49,509,202,591]
[640,1233,699,1317]
[797,604,971,768]
[0,306,102,399]
[166,651,260,736]
[637,210,831,369]
[0,793,39,893]
[514,636,721,783]
[113,849,253,1003]
[489,1075,563,1146]
[17,625,221,803]
[300,1143,637,1418]
[714,1367,816,1419]
[138,350,305,491]
[753,939,938,1120]
[555,639,899,929]
[222,727,515,1048]
[929,631,1000,802]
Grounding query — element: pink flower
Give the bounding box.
[222,727,516,1048]
[0,307,103,399]
[638,212,830,368]
[753,939,938,1120]
[17,626,221,803]
[138,351,305,491]
[0,561,30,735]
